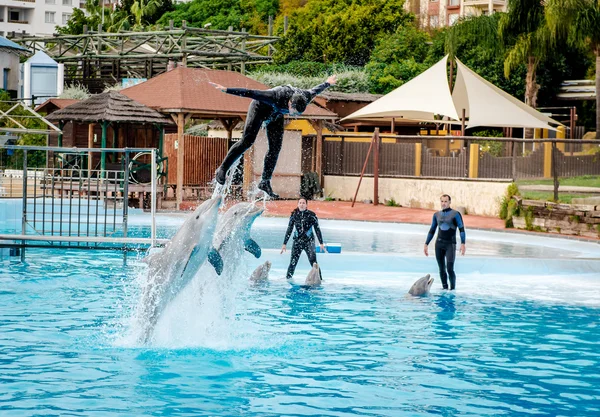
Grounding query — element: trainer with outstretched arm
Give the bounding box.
[209,75,337,199]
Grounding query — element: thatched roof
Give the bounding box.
[46,90,173,125]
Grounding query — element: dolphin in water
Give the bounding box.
[304,263,322,287]
[408,274,434,296]
[249,260,271,282]
[136,196,222,343]
[212,202,264,265]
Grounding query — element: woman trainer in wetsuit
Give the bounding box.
[281,198,325,280]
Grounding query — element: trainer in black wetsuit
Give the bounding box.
[423,194,466,290]
[210,75,337,199]
[281,198,325,280]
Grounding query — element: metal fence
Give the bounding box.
[0,146,165,260]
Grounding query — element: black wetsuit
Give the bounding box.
[425,208,466,290]
[216,82,331,184]
[283,209,324,280]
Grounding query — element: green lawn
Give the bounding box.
[520,191,597,204]
[517,176,600,188]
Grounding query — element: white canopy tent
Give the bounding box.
[343,55,560,130]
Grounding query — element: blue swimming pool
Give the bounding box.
[1,215,599,416]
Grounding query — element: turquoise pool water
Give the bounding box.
[1,214,599,416]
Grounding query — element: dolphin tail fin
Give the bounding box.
[244,238,261,258]
[208,247,224,275]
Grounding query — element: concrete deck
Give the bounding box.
[179,199,599,241]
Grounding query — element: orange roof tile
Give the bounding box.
[120,67,337,120]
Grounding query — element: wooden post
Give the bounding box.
[315,120,324,189]
[181,21,187,66]
[241,28,247,74]
[552,141,559,201]
[390,117,395,135]
[243,147,254,198]
[461,108,466,136]
[373,128,380,206]
[414,143,422,177]
[101,121,107,178]
[88,123,94,175]
[543,141,552,179]
[351,131,376,208]
[468,143,479,178]
[57,121,64,147]
[176,113,185,210]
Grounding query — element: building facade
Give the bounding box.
[406,0,507,28]
[0,0,83,37]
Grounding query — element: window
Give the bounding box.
[45,0,56,4]
[9,11,21,21]
[62,0,72,5]
[45,11,55,23]
[62,12,72,24]
[429,15,439,28]
[3,68,9,91]
[448,0,460,5]
[448,13,459,25]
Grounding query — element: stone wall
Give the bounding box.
[512,199,600,239]
[323,176,510,216]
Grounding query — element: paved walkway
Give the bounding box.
[180,199,599,241]
[262,200,505,230]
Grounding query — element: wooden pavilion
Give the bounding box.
[46,90,173,173]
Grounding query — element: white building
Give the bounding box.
[406,0,507,28]
[0,0,83,37]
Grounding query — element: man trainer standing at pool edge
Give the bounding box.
[424,194,466,290]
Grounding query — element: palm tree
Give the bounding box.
[446,0,549,109]
[546,0,600,138]
[498,0,549,109]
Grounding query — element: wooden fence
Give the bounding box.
[319,134,600,180]
[164,134,228,186]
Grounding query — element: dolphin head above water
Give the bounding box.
[249,260,271,282]
[304,263,322,287]
[213,202,264,258]
[408,274,434,296]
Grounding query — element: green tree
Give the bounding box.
[546,0,600,137]
[273,0,410,66]
[498,0,556,109]
[365,23,431,94]
[157,0,247,31]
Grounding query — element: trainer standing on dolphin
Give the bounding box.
[423,194,466,290]
[209,75,337,199]
[281,198,325,281]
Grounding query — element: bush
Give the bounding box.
[249,69,370,93]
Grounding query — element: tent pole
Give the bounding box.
[351,129,377,208]
[373,128,380,206]
[461,109,466,136]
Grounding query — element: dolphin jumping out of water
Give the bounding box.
[304,263,322,287]
[249,260,271,282]
[212,202,264,265]
[136,196,222,343]
[408,274,434,296]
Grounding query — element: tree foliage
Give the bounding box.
[365,23,431,94]
[157,0,277,33]
[273,0,410,66]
